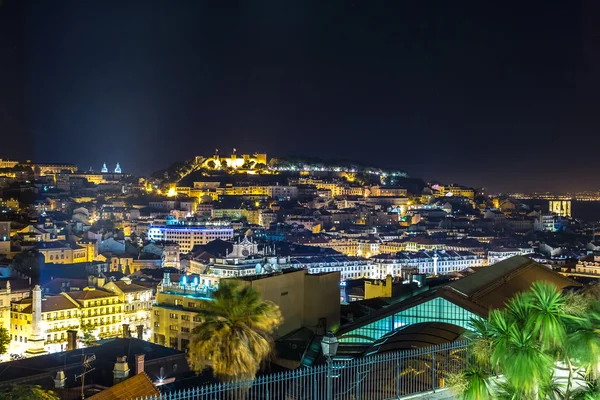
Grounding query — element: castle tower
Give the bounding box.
[230,148,237,169]
[115,163,122,174]
[432,252,439,276]
[26,285,48,355]
[101,163,108,173]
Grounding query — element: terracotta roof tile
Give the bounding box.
[87,372,159,400]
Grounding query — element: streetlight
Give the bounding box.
[321,331,339,400]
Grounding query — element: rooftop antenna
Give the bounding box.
[75,353,96,399]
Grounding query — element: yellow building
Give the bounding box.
[35,241,88,264]
[0,198,19,211]
[0,283,15,332]
[70,173,106,185]
[77,238,98,262]
[379,240,406,255]
[151,273,206,351]
[107,255,135,273]
[11,289,80,354]
[437,184,475,200]
[152,270,340,351]
[10,282,136,356]
[364,275,394,299]
[67,287,124,339]
[0,159,18,169]
[549,200,571,218]
[104,278,153,338]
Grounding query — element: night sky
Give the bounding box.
[1,1,599,192]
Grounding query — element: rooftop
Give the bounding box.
[447,255,579,309]
[337,256,580,336]
[0,338,186,389]
[67,287,119,301]
[14,294,79,313]
[88,372,159,400]
[110,280,151,293]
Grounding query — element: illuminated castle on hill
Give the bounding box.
[195,149,267,170]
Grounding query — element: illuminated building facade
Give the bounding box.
[433,184,475,200]
[147,225,234,252]
[0,159,18,169]
[104,278,153,339]
[10,284,130,355]
[35,241,89,264]
[152,269,340,351]
[66,287,124,339]
[11,287,79,354]
[197,150,268,170]
[21,161,78,176]
[549,200,571,218]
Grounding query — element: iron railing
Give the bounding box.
[135,341,468,400]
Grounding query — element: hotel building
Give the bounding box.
[146,225,234,252]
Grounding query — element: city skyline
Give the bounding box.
[2,1,600,191]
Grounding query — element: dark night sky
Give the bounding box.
[1,1,600,192]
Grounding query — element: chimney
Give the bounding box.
[122,324,129,338]
[136,325,144,340]
[66,330,77,351]
[54,370,66,389]
[134,354,145,375]
[113,356,130,384]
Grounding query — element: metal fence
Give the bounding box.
[136,341,469,400]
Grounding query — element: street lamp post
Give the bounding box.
[321,331,339,400]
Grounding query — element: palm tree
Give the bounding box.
[566,302,600,394]
[188,281,283,382]
[527,281,569,350]
[455,282,570,399]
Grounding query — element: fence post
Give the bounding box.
[396,360,400,399]
[431,351,436,392]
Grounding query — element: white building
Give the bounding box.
[146,225,234,252]
[371,250,486,278]
[488,247,534,265]
[300,250,485,280]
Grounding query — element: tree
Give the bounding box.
[0,327,10,356]
[188,281,283,382]
[0,385,60,400]
[452,281,597,399]
[80,320,96,346]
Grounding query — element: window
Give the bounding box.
[181,327,190,333]
[169,313,178,319]
[170,325,178,331]
[193,316,201,322]
[181,315,189,321]
[154,322,159,328]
